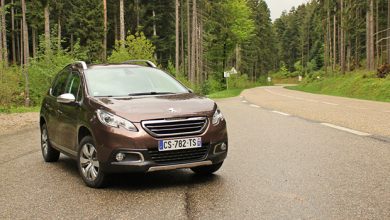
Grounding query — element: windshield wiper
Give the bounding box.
[128,92,176,96]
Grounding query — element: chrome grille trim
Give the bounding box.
[142,117,208,137]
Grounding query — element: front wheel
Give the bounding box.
[78,136,107,188]
[191,162,223,175]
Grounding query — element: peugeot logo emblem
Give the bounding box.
[168,108,177,113]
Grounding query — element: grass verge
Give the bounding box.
[207,88,246,99]
[0,106,40,114]
[287,71,390,102]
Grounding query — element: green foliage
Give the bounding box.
[273,63,291,78]
[28,54,74,105]
[225,0,255,43]
[0,65,25,107]
[108,32,156,63]
[291,71,390,102]
[207,89,246,99]
[0,106,40,114]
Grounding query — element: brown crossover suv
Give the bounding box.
[40,60,228,188]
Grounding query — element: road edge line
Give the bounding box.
[320,123,371,136]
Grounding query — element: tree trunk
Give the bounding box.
[375,0,379,67]
[387,0,390,64]
[180,0,185,75]
[57,17,61,52]
[32,28,36,57]
[191,0,197,83]
[114,12,118,42]
[152,9,157,60]
[347,40,351,71]
[333,10,337,69]
[0,15,3,62]
[21,0,30,106]
[323,9,328,74]
[1,0,8,66]
[328,9,333,72]
[199,6,204,81]
[11,0,16,64]
[16,19,20,64]
[369,0,375,70]
[70,33,74,52]
[119,0,125,47]
[44,4,51,55]
[103,0,107,61]
[135,0,140,30]
[366,7,370,69]
[19,19,22,65]
[175,0,180,75]
[340,0,345,74]
[187,0,191,80]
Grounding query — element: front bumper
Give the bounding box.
[92,117,228,173]
[100,143,228,173]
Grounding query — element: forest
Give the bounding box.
[0,0,389,109]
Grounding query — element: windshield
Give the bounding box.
[84,67,189,97]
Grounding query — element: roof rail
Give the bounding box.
[74,61,88,70]
[122,60,157,68]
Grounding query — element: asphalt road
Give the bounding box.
[1,88,390,219]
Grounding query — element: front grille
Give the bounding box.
[142,117,208,137]
[148,146,209,164]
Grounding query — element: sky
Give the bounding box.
[264,0,309,21]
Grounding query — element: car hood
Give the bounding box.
[90,93,216,122]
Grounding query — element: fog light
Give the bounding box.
[214,142,227,154]
[116,153,126,162]
[221,143,227,151]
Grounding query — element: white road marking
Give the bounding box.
[272,111,290,116]
[242,100,248,103]
[321,123,371,136]
[250,104,260,108]
[321,102,339,106]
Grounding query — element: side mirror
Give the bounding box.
[57,93,76,104]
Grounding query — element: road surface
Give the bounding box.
[1,87,389,219]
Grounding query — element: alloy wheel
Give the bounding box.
[79,143,100,181]
[41,128,49,156]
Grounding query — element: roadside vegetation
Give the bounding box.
[287,71,390,102]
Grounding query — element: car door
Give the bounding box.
[46,67,71,146]
[56,70,83,154]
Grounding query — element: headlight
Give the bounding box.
[212,108,224,126]
[96,109,138,132]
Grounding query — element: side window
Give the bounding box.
[52,70,70,97]
[65,72,82,101]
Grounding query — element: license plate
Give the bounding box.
[158,137,202,151]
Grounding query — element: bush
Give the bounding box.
[28,53,74,105]
[0,64,25,107]
[108,32,156,63]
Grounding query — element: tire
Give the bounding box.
[78,136,107,188]
[191,162,223,175]
[41,124,60,162]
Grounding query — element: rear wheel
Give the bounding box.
[191,162,223,175]
[78,136,107,188]
[40,124,60,162]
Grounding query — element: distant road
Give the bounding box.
[242,86,390,138]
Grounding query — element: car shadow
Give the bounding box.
[55,156,220,191]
